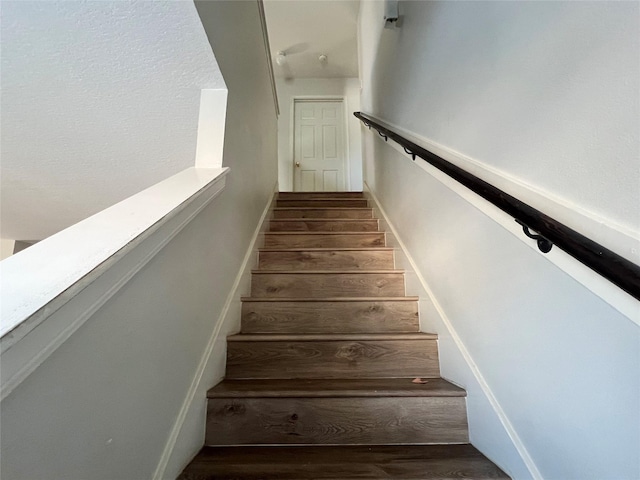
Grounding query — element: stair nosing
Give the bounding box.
[273,207,373,210]
[278,190,364,192]
[264,232,384,236]
[241,296,419,302]
[207,378,466,399]
[270,218,377,222]
[227,333,437,342]
[277,197,368,200]
[259,247,393,252]
[251,269,403,275]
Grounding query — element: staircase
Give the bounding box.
[178,192,509,479]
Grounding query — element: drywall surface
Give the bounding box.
[1,0,224,241]
[0,239,15,260]
[359,1,640,478]
[360,0,639,250]
[276,77,363,191]
[0,1,278,478]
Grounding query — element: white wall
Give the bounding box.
[276,77,363,191]
[0,1,278,478]
[1,1,224,241]
[360,1,639,479]
[0,239,15,260]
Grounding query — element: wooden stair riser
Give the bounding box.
[226,339,439,379]
[273,208,373,219]
[251,272,405,297]
[258,249,394,270]
[264,233,385,248]
[277,199,369,208]
[205,397,468,446]
[269,219,379,232]
[278,192,364,199]
[241,300,419,334]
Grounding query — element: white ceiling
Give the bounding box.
[264,0,360,79]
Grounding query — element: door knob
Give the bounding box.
[295,162,301,167]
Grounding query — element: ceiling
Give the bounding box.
[264,0,360,79]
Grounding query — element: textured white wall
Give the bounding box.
[361,0,639,239]
[1,0,225,241]
[359,1,640,479]
[276,77,363,191]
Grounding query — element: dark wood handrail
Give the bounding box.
[355,111,640,302]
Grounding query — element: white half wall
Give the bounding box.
[276,77,363,191]
[359,1,640,479]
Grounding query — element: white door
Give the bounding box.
[294,100,346,191]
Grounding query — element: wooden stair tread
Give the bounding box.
[259,247,393,251]
[266,231,383,235]
[277,200,369,206]
[277,197,367,201]
[274,207,373,210]
[178,444,510,479]
[241,296,419,301]
[227,333,437,342]
[278,190,364,197]
[208,378,465,398]
[251,269,403,274]
[264,232,385,248]
[270,218,373,222]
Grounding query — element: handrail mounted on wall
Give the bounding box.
[355,111,640,302]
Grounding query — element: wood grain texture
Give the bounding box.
[278,192,364,199]
[250,271,405,297]
[241,299,418,333]
[228,333,437,341]
[226,337,439,379]
[273,208,373,219]
[205,397,468,446]
[208,378,466,398]
[276,199,369,208]
[178,445,511,479]
[177,191,511,478]
[258,248,394,270]
[269,219,379,232]
[264,232,385,248]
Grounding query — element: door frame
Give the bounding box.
[290,96,351,192]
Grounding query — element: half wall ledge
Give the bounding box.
[0,167,228,399]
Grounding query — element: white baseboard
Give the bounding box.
[364,183,542,480]
[152,183,278,480]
